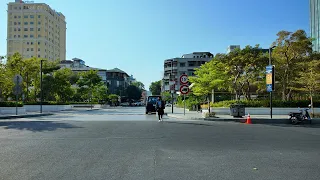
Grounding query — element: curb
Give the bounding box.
[166,114,204,120]
[0,113,54,120]
[204,117,320,125]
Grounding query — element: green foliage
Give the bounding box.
[24,101,70,105]
[108,94,119,103]
[272,30,313,100]
[149,80,161,95]
[210,100,320,108]
[126,85,142,100]
[131,81,145,90]
[0,101,23,107]
[161,91,171,102]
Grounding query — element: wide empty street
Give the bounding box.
[0,107,319,180]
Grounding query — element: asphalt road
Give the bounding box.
[0,107,319,180]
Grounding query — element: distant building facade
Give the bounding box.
[7,0,66,60]
[162,52,214,93]
[310,0,320,52]
[60,58,107,84]
[106,68,129,95]
[227,45,240,53]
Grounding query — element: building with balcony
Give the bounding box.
[106,68,129,95]
[162,52,214,92]
[7,0,66,60]
[60,58,107,84]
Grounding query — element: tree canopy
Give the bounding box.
[149,80,161,95]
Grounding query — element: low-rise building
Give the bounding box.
[227,45,240,53]
[60,58,107,84]
[106,68,129,95]
[162,52,214,93]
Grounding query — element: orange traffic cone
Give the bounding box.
[246,113,252,124]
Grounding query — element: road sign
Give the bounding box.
[180,85,189,95]
[180,74,188,85]
[13,74,23,85]
[13,85,22,95]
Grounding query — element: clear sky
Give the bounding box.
[1,0,309,89]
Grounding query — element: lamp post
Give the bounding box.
[40,59,45,113]
[171,59,174,113]
[269,46,276,119]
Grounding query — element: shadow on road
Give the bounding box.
[164,121,214,126]
[263,123,320,128]
[0,121,82,132]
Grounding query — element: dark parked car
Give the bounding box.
[145,95,161,114]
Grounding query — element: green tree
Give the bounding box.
[132,81,145,90]
[161,91,171,102]
[149,80,161,95]
[109,94,119,105]
[126,85,142,100]
[272,30,313,100]
[93,85,109,102]
[296,59,320,116]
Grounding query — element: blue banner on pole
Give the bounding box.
[266,65,273,92]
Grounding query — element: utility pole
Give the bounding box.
[40,60,44,113]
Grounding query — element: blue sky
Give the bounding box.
[1,0,309,89]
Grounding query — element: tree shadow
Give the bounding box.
[0,121,82,132]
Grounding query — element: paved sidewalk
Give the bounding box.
[165,107,320,124]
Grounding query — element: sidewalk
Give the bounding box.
[165,107,320,124]
[0,113,53,119]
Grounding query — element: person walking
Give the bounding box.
[156,97,165,122]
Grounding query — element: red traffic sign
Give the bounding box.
[180,85,189,95]
[180,74,188,84]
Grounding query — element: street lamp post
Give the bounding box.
[269,46,276,119]
[171,60,174,113]
[40,60,45,113]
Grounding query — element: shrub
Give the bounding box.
[0,101,23,107]
[24,101,70,105]
[210,100,320,108]
[204,112,216,118]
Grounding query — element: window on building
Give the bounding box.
[38,21,41,25]
[24,15,28,18]
[18,22,21,25]
[30,22,34,25]
[30,35,34,38]
[18,16,21,18]
[38,48,40,51]
[14,35,16,38]
[31,48,33,51]
[24,22,28,25]
[38,42,40,45]
[38,15,41,18]
[14,28,16,31]
[14,22,17,25]
[27,42,29,45]
[18,35,20,38]
[27,48,29,51]
[18,28,20,31]
[30,28,34,31]
[31,42,33,45]
[30,15,34,18]
[45,49,46,52]
[180,63,185,67]
[38,55,40,58]
[38,35,41,38]
[38,28,40,31]
[24,35,28,38]
[14,16,17,18]
[24,28,28,31]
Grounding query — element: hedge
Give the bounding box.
[210,100,320,108]
[24,101,70,105]
[0,101,23,107]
